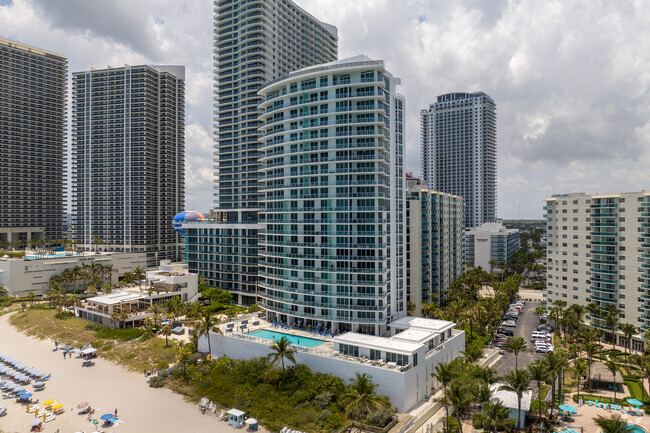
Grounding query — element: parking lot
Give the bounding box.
[492,300,547,376]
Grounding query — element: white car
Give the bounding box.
[535,342,554,353]
[502,321,517,328]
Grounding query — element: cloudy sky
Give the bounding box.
[1,0,649,219]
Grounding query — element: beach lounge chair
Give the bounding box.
[43,411,55,422]
[41,374,51,381]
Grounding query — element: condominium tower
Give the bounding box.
[0,37,67,243]
[406,177,464,313]
[182,0,337,303]
[546,192,650,349]
[421,92,497,229]
[257,56,406,335]
[71,65,185,266]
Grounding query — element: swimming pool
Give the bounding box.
[627,424,646,433]
[249,329,326,348]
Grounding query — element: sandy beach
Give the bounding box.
[0,312,249,433]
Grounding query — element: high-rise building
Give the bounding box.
[0,37,67,243]
[71,65,185,266]
[420,92,496,229]
[257,56,406,335]
[406,177,464,313]
[546,192,650,348]
[466,222,520,271]
[181,0,338,303]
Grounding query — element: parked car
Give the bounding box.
[497,328,514,336]
[537,324,552,332]
[534,343,554,353]
[502,321,517,328]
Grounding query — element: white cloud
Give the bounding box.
[1,0,649,219]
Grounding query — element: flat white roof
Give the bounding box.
[490,383,532,411]
[390,328,433,344]
[334,332,422,355]
[87,292,143,306]
[390,316,455,334]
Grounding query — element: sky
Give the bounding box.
[1,0,649,220]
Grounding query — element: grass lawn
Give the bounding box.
[10,307,177,372]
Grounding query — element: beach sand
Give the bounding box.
[0,312,255,433]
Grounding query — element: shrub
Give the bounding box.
[102,345,112,352]
[54,311,75,320]
[156,361,170,370]
[366,407,395,428]
[149,376,165,388]
[95,327,144,341]
[314,391,333,409]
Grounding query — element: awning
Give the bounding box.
[81,348,98,355]
[227,408,245,417]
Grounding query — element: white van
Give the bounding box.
[531,331,548,342]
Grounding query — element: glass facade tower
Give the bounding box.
[71,65,185,266]
[257,56,406,335]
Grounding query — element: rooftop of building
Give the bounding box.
[390,316,456,334]
[333,333,422,355]
[0,36,66,59]
[72,64,185,79]
[490,383,532,412]
[548,191,650,200]
[466,221,519,234]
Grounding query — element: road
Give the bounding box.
[492,300,545,376]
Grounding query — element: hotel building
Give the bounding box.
[466,221,520,271]
[420,92,497,228]
[256,56,406,336]
[406,177,464,312]
[71,65,185,267]
[0,37,67,242]
[546,192,650,348]
[182,0,339,303]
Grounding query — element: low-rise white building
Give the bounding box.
[76,261,199,328]
[199,316,465,412]
[490,383,532,428]
[0,251,148,297]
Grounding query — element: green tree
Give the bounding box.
[341,373,386,431]
[583,341,601,388]
[196,309,220,358]
[268,336,297,381]
[503,337,527,371]
[593,414,634,433]
[0,282,8,297]
[499,369,531,430]
[446,380,473,433]
[432,361,457,433]
[160,325,172,347]
[133,266,146,283]
[572,358,588,398]
[481,400,509,433]
[631,353,650,404]
[604,304,621,349]
[175,341,192,375]
[528,360,550,420]
[619,323,637,361]
[605,358,621,404]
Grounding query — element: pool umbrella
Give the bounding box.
[77,401,89,409]
[558,404,577,414]
[42,399,55,406]
[30,420,42,427]
[100,413,114,420]
[627,398,643,406]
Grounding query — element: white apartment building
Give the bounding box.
[546,192,650,343]
[200,316,465,412]
[421,92,497,229]
[466,222,520,271]
[256,55,406,336]
[406,177,464,311]
[0,251,147,297]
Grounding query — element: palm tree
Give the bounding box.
[499,369,531,430]
[269,336,297,381]
[503,337,527,371]
[544,351,564,416]
[631,353,650,405]
[528,360,550,420]
[445,381,472,433]
[572,358,588,398]
[604,304,621,349]
[92,235,103,252]
[196,309,220,358]
[160,325,172,347]
[27,291,35,307]
[0,283,8,297]
[619,323,637,359]
[593,414,634,433]
[341,373,386,431]
[481,400,509,433]
[584,341,600,388]
[461,344,483,363]
[432,361,457,433]
[605,358,621,403]
[133,266,146,283]
[175,342,193,376]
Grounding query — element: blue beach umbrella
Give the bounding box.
[100,413,114,420]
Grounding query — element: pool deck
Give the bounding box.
[556,391,650,432]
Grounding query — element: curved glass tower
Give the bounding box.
[258,56,406,335]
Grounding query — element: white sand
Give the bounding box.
[0,313,257,433]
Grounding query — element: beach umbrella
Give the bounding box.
[627,398,643,406]
[13,386,25,393]
[77,401,89,409]
[30,420,42,427]
[42,399,55,406]
[100,413,114,421]
[20,393,32,399]
[15,390,27,396]
[245,418,258,425]
[33,382,45,388]
[51,403,63,410]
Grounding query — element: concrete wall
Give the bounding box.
[199,330,465,412]
[0,252,148,297]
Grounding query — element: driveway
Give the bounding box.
[492,300,545,376]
